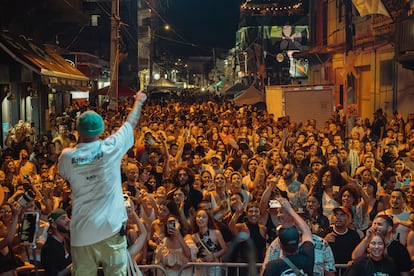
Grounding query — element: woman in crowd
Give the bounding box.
[394,158,408,185]
[355,153,381,181]
[172,187,192,233]
[362,178,384,224]
[200,170,213,193]
[320,137,332,157]
[126,200,148,264]
[154,215,197,276]
[203,173,230,221]
[229,201,267,263]
[0,202,22,276]
[345,232,397,275]
[136,189,158,261]
[311,165,344,220]
[396,132,409,156]
[2,160,20,194]
[192,173,203,193]
[242,158,261,193]
[305,193,330,236]
[327,153,349,181]
[192,209,227,276]
[337,182,370,236]
[148,200,180,258]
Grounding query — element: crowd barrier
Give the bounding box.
[136,264,168,276]
[175,262,350,276]
[16,262,349,275]
[177,262,263,276]
[16,264,169,276]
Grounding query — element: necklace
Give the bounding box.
[333,227,348,235]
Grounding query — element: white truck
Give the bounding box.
[266,84,336,129]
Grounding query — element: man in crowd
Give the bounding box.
[263,198,336,276]
[277,163,308,211]
[41,208,72,276]
[376,188,410,245]
[122,162,140,197]
[352,214,412,276]
[262,197,314,276]
[322,206,360,265]
[58,91,147,275]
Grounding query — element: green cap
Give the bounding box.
[48,208,66,223]
[77,110,104,137]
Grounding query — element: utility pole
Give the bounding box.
[109,0,120,111]
[344,0,355,135]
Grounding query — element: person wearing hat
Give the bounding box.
[262,197,314,276]
[263,195,336,276]
[322,206,361,266]
[303,157,324,191]
[41,208,71,276]
[210,153,224,177]
[58,91,147,275]
[382,140,401,168]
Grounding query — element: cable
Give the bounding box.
[65,25,85,50]
[143,0,190,45]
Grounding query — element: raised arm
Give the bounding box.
[126,91,147,129]
[259,175,279,216]
[127,202,148,258]
[351,225,373,260]
[279,197,313,243]
[0,202,21,249]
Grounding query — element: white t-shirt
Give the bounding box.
[58,123,133,246]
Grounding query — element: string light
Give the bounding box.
[240,1,304,16]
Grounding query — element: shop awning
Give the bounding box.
[95,84,136,97]
[0,31,89,86]
[223,82,247,96]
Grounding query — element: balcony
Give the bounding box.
[396,15,414,70]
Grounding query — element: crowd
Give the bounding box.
[1,90,414,275]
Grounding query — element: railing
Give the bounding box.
[16,262,349,276]
[137,264,168,276]
[177,262,263,276]
[175,262,350,276]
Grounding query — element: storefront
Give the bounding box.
[0,31,89,147]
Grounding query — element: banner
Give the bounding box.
[352,0,390,17]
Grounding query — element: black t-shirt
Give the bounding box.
[386,240,412,273]
[324,228,361,264]
[263,241,314,276]
[345,256,397,276]
[41,236,71,276]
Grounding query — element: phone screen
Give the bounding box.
[168,220,176,231]
[20,212,39,245]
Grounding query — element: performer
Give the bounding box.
[58,91,147,275]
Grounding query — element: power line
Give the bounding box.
[143,0,190,45]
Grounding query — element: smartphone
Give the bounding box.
[269,199,281,208]
[123,193,132,209]
[402,178,410,186]
[168,220,176,231]
[20,212,39,245]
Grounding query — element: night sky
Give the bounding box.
[159,0,243,55]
